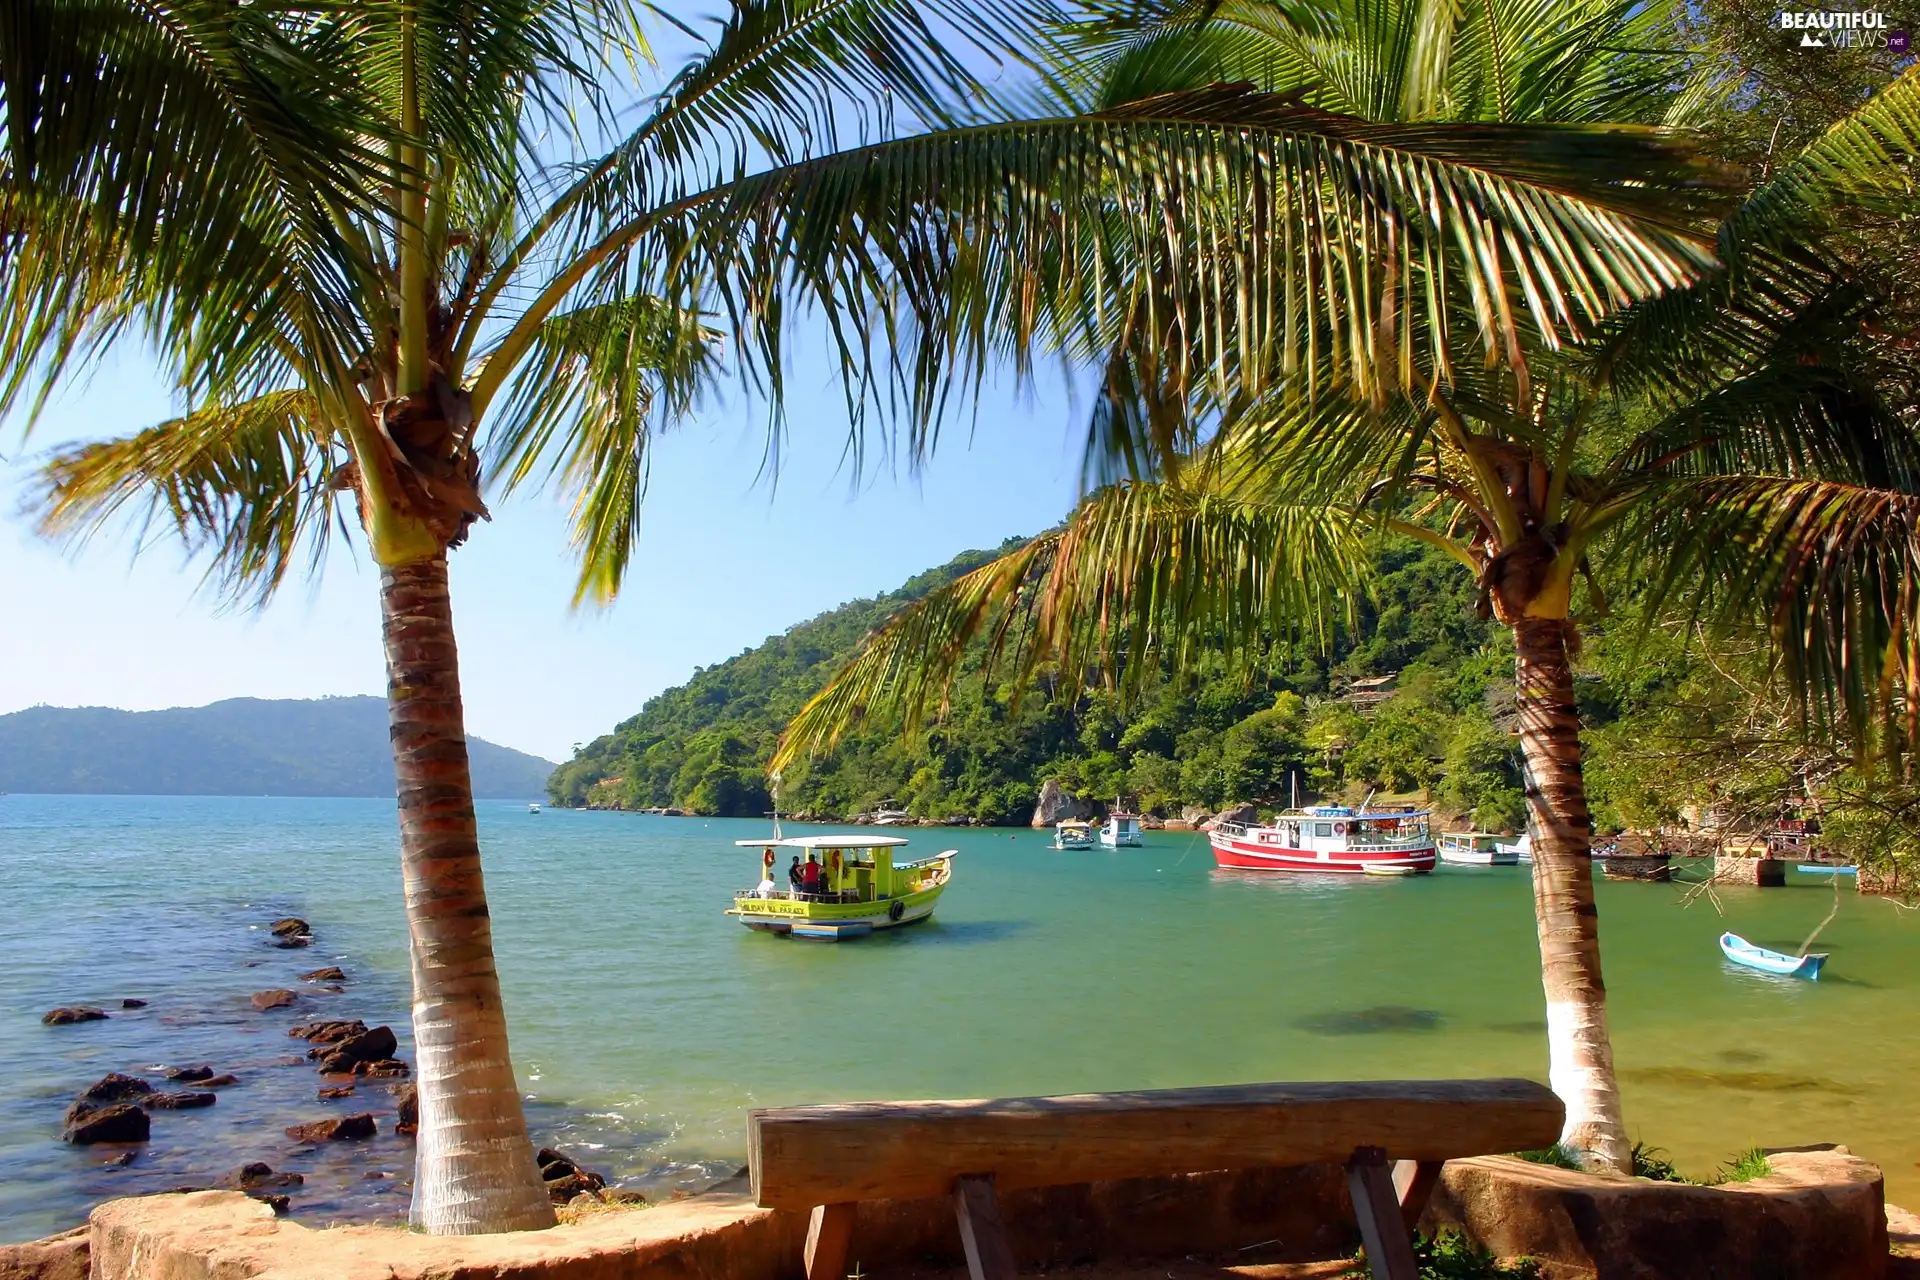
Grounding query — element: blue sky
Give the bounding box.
[0,342,1087,762]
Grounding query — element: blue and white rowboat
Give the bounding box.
[1796,864,1857,876]
[1720,931,1827,980]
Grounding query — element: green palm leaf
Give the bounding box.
[773,464,1367,769]
[32,390,345,603]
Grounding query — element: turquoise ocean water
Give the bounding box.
[3,794,1917,1241]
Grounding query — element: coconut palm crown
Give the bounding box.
[768,5,1920,1172]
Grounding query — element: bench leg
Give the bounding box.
[805,1203,856,1280]
[1346,1147,1419,1280]
[1393,1158,1444,1233]
[953,1174,1018,1280]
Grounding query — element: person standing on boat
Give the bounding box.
[801,854,821,897]
[787,855,804,896]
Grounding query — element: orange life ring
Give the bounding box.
[763,848,776,870]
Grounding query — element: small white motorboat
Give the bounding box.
[1438,831,1518,866]
[1054,820,1095,850]
[1099,811,1144,847]
[528,802,542,814]
[1363,862,1419,877]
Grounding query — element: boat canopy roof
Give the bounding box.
[1288,807,1431,819]
[733,834,911,849]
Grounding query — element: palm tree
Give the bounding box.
[767,3,1920,1170]
[13,0,1741,1224]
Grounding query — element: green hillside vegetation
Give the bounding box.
[550,537,1553,828]
[0,697,554,798]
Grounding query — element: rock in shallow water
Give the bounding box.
[298,967,346,983]
[229,1162,303,1189]
[315,1025,398,1073]
[41,1007,108,1025]
[291,1018,365,1044]
[285,1113,375,1142]
[268,918,310,938]
[198,1074,240,1088]
[166,1064,214,1082]
[147,1091,216,1110]
[318,1086,355,1099]
[64,1104,150,1144]
[77,1072,152,1105]
[393,1083,417,1136]
[121,998,148,1009]
[251,989,299,1011]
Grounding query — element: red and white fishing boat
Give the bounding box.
[1210,805,1436,874]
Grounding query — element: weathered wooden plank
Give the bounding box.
[747,1078,1560,1209]
[953,1175,1018,1280]
[1347,1148,1419,1280]
[804,1203,855,1280]
[1393,1158,1445,1232]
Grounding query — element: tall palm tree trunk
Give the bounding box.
[381,556,557,1233]
[1511,616,1631,1174]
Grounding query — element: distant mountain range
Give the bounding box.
[0,696,554,797]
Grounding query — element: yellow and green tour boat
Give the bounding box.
[728,834,954,941]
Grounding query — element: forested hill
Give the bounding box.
[549,537,1537,829]
[0,697,554,797]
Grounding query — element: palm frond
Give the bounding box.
[663,85,1728,470]
[483,294,722,605]
[1625,476,1920,755]
[772,467,1368,769]
[31,390,346,604]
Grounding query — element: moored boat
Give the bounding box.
[1495,833,1532,863]
[1437,831,1516,866]
[1054,820,1095,850]
[728,835,952,941]
[1099,811,1143,847]
[1720,931,1826,980]
[1210,805,1435,874]
[528,802,542,814]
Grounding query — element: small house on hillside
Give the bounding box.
[1337,672,1400,712]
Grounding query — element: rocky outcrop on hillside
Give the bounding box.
[1030,780,1093,828]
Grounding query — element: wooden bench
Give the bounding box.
[748,1078,1562,1280]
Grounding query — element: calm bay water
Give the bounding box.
[3,793,1917,1242]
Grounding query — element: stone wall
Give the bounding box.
[1422,1147,1887,1280]
[82,1164,1356,1280]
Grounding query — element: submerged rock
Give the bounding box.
[64,1104,150,1145]
[1293,1005,1445,1036]
[393,1083,418,1136]
[229,1162,303,1189]
[291,1018,366,1044]
[77,1073,152,1105]
[198,1074,241,1088]
[285,1113,375,1142]
[41,1007,108,1025]
[318,1086,355,1099]
[165,1065,215,1083]
[120,998,148,1009]
[251,989,299,1011]
[268,918,310,938]
[147,1091,216,1110]
[272,936,312,949]
[298,967,346,983]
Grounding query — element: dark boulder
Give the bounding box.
[299,967,346,983]
[272,936,312,949]
[269,918,310,938]
[285,1113,375,1142]
[120,998,148,1009]
[102,1151,137,1167]
[246,1192,290,1214]
[251,989,299,1011]
[165,1065,214,1083]
[64,1105,149,1144]
[316,1025,397,1073]
[77,1073,152,1105]
[146,1091,216,1110]
[41,1007,108,1025]
[536,1148,606,1204]
[229,1162,303,1189]
[393,1083,418,1136]
[351,1058,409,1079]
[198,1075,240,1088]
[291,1018,366,1044]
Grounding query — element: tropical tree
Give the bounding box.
[767,4,1920,1172]
[14,0,1747,1223]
